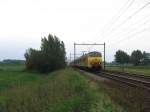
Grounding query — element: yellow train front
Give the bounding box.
[73,51,102,70]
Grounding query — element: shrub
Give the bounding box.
[24,34,66,73]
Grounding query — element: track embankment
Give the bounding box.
[76,68,150,112]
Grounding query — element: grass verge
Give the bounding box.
[106,66,150,76]
[0,67,123,112]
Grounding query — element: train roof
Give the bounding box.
[87,51,102,56]
[72,51,102,63]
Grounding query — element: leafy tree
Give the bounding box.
[115,50,130,64]
[115,50,130,71]
[141,51,150,65]
[24,34,66,73]
[40,34,66,71]
[131,50,143,66]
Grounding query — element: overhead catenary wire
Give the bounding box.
[109,26,150,46]
[91,1,150,51]
[88,44,94,53]
[101,2,150,47]
[106,14,150,43]
[99,0,136,42]
[104,1,150,39]
[88,0,135,51]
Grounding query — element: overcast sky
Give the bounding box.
[0,0,150,61]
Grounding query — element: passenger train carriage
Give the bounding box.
[72,51,102,70]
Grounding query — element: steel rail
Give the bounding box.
[75,67,150,90]
[105,70,150,81]
[98,71,150,91]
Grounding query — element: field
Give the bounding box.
[0,64,122,112]
[106,65,150,76]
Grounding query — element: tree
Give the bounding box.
[24,34,66,73]
[131,50,143,66]
[141,51,150,65]
[40,34,66,71]
[115,50,130,64]
[1,59,25,64]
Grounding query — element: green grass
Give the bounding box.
[85,77,123,112]
[0,65,122,112]
[0,64,40,91]
[0,67,93,112]
[81,71,124,112]
[106,66,150,76]
[0,64,25,72]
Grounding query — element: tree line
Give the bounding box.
[115,50,150,66]
[0,59,25,64]
[24,34,66,73]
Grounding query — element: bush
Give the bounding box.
[24,34,66,73]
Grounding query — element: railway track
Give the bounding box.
[79,68,150,91]
[105,70,150,82]
[77,68,150,111]
[99,71,150,91]
[97,71,150,111]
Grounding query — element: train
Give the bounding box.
[71,51,103,70]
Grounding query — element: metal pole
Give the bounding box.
[104,42,106,70]
[70,53,71,63]
[74,43,76,61]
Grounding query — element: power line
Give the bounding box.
[99,0,136,42]
[106,15,150,43]
[105,14,150,42]
[109,26,150,46]
[105,2,150,38]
